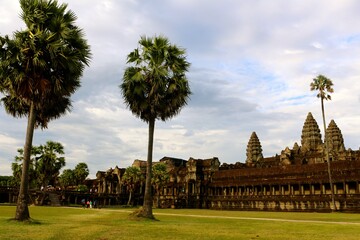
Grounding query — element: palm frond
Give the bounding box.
[121,35,191,123]
[310,74,334,101]
[1,0,91,127]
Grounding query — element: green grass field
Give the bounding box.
[1,206,360,240]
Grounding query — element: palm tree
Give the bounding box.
[34,141,65,205]
[0,0,90,221]
[120,35,191,218]
[122,166,143,206]
[310,74,335,211]
[73,163,90,185]
[152,163,169,208]
[35,141,66,189]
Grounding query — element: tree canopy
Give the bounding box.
[310,74,334,101]
[0,0,91,127]
[74,162,90,185]
[59,162,89,189]
[121,35,191,123]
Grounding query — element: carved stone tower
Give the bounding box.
[246,132,263,167]
[301,112,323,153]
[325,119,345,158]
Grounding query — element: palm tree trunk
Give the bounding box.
[127,190,132,206]
[321,98,336,211]
[15,102,36,221]
[142,117,155,218]
[157,188,160,208]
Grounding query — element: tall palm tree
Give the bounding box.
[120,35,191,219]
[0,0,90,221]
[122,166,143,206]
[310,74,335,211]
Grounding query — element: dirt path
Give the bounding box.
[153,212,360,225]
[81,208,360,225]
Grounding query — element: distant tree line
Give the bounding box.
[0,176,15,187]
[8,141,89,191]
[59,162,89,191]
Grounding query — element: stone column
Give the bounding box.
[288,184,291,195]
[345,182,349,195]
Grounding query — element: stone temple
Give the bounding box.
[92,112,360,212]
[2,112,360,212]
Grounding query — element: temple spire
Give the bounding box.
[301,112,323,152]
[246,132,263,167]
[326,119,345,154]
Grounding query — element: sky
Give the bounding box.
[1,0,360,178]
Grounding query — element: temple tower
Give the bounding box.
[246,132,263,167]
[325,120,345,159]
[301,112,323,152]
[293,142,300,152]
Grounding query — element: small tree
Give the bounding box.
[35,141,66,189]
[122,166,143,206]
[310,74,335,211]
[152,163,169,208]
[73,162,89,185]
[12,148,40,189]
[59,169,75,190]
[120,35,191,219]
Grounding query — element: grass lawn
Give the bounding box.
[1,206,360,240]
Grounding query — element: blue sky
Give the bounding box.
[1,0,360,178]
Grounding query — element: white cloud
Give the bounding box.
[284,50,304,55]
[1,0,360,177]
[311,42,324,49]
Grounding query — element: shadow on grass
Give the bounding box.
[127,207,159,222]
[7,218,42,225]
